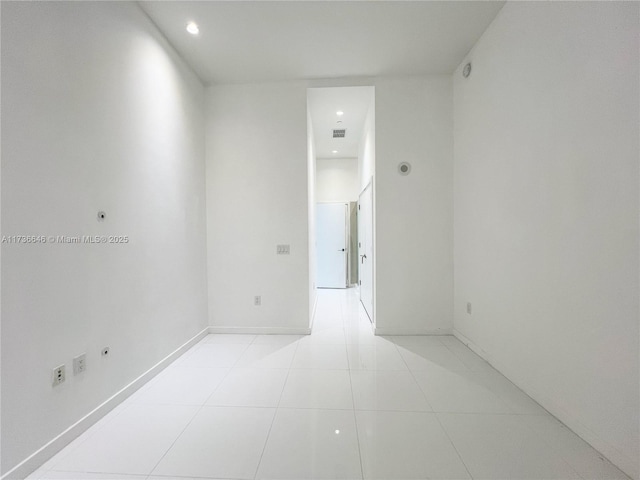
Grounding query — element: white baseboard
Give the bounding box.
[208,326,311,335]
[374,327,453,336]
[452,329,638,480]
[2,327,209,480]
[451,329,490,357]
[308,291,319,332]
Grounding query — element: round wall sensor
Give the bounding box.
[398,162,411,176]
[463,62,472,78]
[97,211,106,222]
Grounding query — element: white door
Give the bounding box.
[316,203,348,288]
[358,183,374,322]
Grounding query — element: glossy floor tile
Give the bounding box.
[206,368,288,407]
[346,342,408,370]
[519,414,631,479]
[130,366,229,406]
[234,343,298,369]
[177,343,249,368]
[50,404,199,475]
[438,413,582,479]
[412,368,512,414]
[28,288,630,480]
[350,370,432,412]
[256,408,362,479]
[279,369,353,409]
[151,406,275,479]
[291,342,350,369]
[356,410,470,479]
[397,344,470,371]
[37,473,145,479]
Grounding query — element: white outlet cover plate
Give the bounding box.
[52,365,66,386]
[73,354,86,374]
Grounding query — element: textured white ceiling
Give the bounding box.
[139,1,505,85]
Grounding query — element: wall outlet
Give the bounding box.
[52,365,66,387]
[101,347,110,357]
[466,302,472,314]
[73,353,86,374]
[254,295,261,306]
[276,244,290,255]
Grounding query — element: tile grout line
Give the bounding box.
[395,336,476,480]
[400,337,592,479]
[441,343,517,415]
[145,338,250,477]
[391,337,437,414]
[514,412,617,480]
[251,337,302,480]
[432,412,476,480]
[440,342,547,416]
[342,307,366,480]
[347,359,366,480]
[42,399,136,474]
[200,340,252,405]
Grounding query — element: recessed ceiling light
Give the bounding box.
[337,120,343,124]
[336,111,344,116]
[186,22,199,35]
[332,150,338,154]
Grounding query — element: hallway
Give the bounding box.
[28,288,628,479]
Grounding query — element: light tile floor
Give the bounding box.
[28,289,629,480]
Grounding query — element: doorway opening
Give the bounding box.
[307,86,375,326]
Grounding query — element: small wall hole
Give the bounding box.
[463,62,472,78]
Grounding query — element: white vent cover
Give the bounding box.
[332,129,346,138]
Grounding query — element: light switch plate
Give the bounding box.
[277,244,290,255]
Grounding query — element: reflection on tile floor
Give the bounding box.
[28,289,629,480]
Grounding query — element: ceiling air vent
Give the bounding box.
[332,129,346,138]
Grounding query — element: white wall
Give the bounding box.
[206,83,310,333]
[357,94,376,319]
[204,77,455,337]
[307,107,318,324]
[358,99,376,193]
[374,76,454,335]
[1,2,208,475]
[316,158,359,203]
[453,3,639,477]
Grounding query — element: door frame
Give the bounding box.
[358,179,375,323]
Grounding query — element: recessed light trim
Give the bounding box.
[398,162,412,176]
[186,22,199,35]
